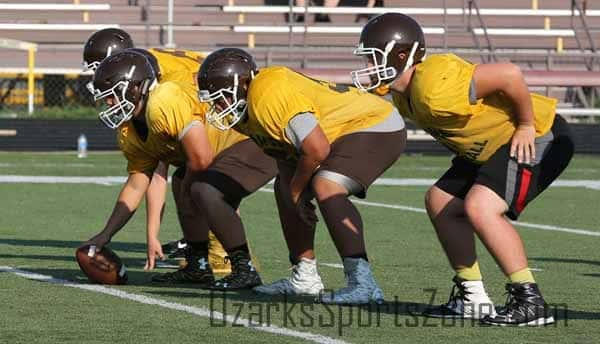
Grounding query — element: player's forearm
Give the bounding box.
[504,72,535,126]
[290,154,322,198]
[102,174,149,239]
[145,165,168,242]
[502,65,534,125]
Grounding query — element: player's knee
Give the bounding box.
[425,186,455,218]
[463,195,493,224]
[424,187,436,215]
[312,176,347,202]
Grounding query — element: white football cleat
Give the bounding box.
[253,257,324,296]
[319,257,384,305]
[423,276,496,319]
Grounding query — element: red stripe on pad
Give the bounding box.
[515,168,532,213]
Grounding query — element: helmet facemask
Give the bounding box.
[94,79,135,129]
[198,73,250,131]
[351,40,420,91]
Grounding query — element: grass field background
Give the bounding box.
[1,152,599,343]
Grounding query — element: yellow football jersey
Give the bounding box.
[392,54,557,163]
[118,80,246,174]
[148,48,206,88]
[238,66,394,161]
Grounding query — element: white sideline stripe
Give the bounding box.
[320,263,344,269]
[352,199,600,237]
[1,175,600,190]
[0,266,348,344]
[0,175,597,236]
[258,188,600,237]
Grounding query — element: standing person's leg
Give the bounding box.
[315,130,405,304]
[475,116,574,326]
[422,158,496,319]
[151,167,214,285]
[189,140,278,290]
[254,160,325,296]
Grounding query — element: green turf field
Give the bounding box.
[1,152,599,343]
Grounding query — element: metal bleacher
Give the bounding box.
[0,0,599,115]
[1,0,599,66]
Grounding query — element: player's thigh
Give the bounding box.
[316,129,406,199]
[428,157,480,218]
[207,139,277,196]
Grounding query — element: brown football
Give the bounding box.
[75,245,128,285]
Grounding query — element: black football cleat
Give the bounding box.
[422,276,496,319]
[482,282,555,327]
[151,250,214,285]
[161,238,188,259]
[208,251,262,291]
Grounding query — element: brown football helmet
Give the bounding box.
[92,50,156,129]
[352,13,426,91]
[83,28,134,72]
[197,48,258,131]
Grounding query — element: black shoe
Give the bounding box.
[422,276,495,319]
[482,282,555,326]
[152,250,214,285]
[209,251,262,290]
[162,238,188,259]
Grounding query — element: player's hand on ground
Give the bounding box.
[144,236,165,270]
[511,123,536,164]
[80,232,111,253]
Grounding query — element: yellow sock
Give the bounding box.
[455,261,482,281]
[509,268,535,284]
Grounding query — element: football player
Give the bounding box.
[352,13,574,325]
[83,50,277,290]
[82,28,228,273]
[197,48,406,304]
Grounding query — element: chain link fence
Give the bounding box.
[0,73,96,118]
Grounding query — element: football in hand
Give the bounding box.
[75,245,128,285]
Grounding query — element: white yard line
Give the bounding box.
[1,175,599,190]
[259,188,600,237]
[0,266,348,344]
[0,175,597,236]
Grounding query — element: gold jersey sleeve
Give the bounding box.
[144,80,247,164]
[241,66,393,161]
[148,48,206,88]
[393,54,557,163]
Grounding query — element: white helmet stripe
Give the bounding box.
[402,41,420,74]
